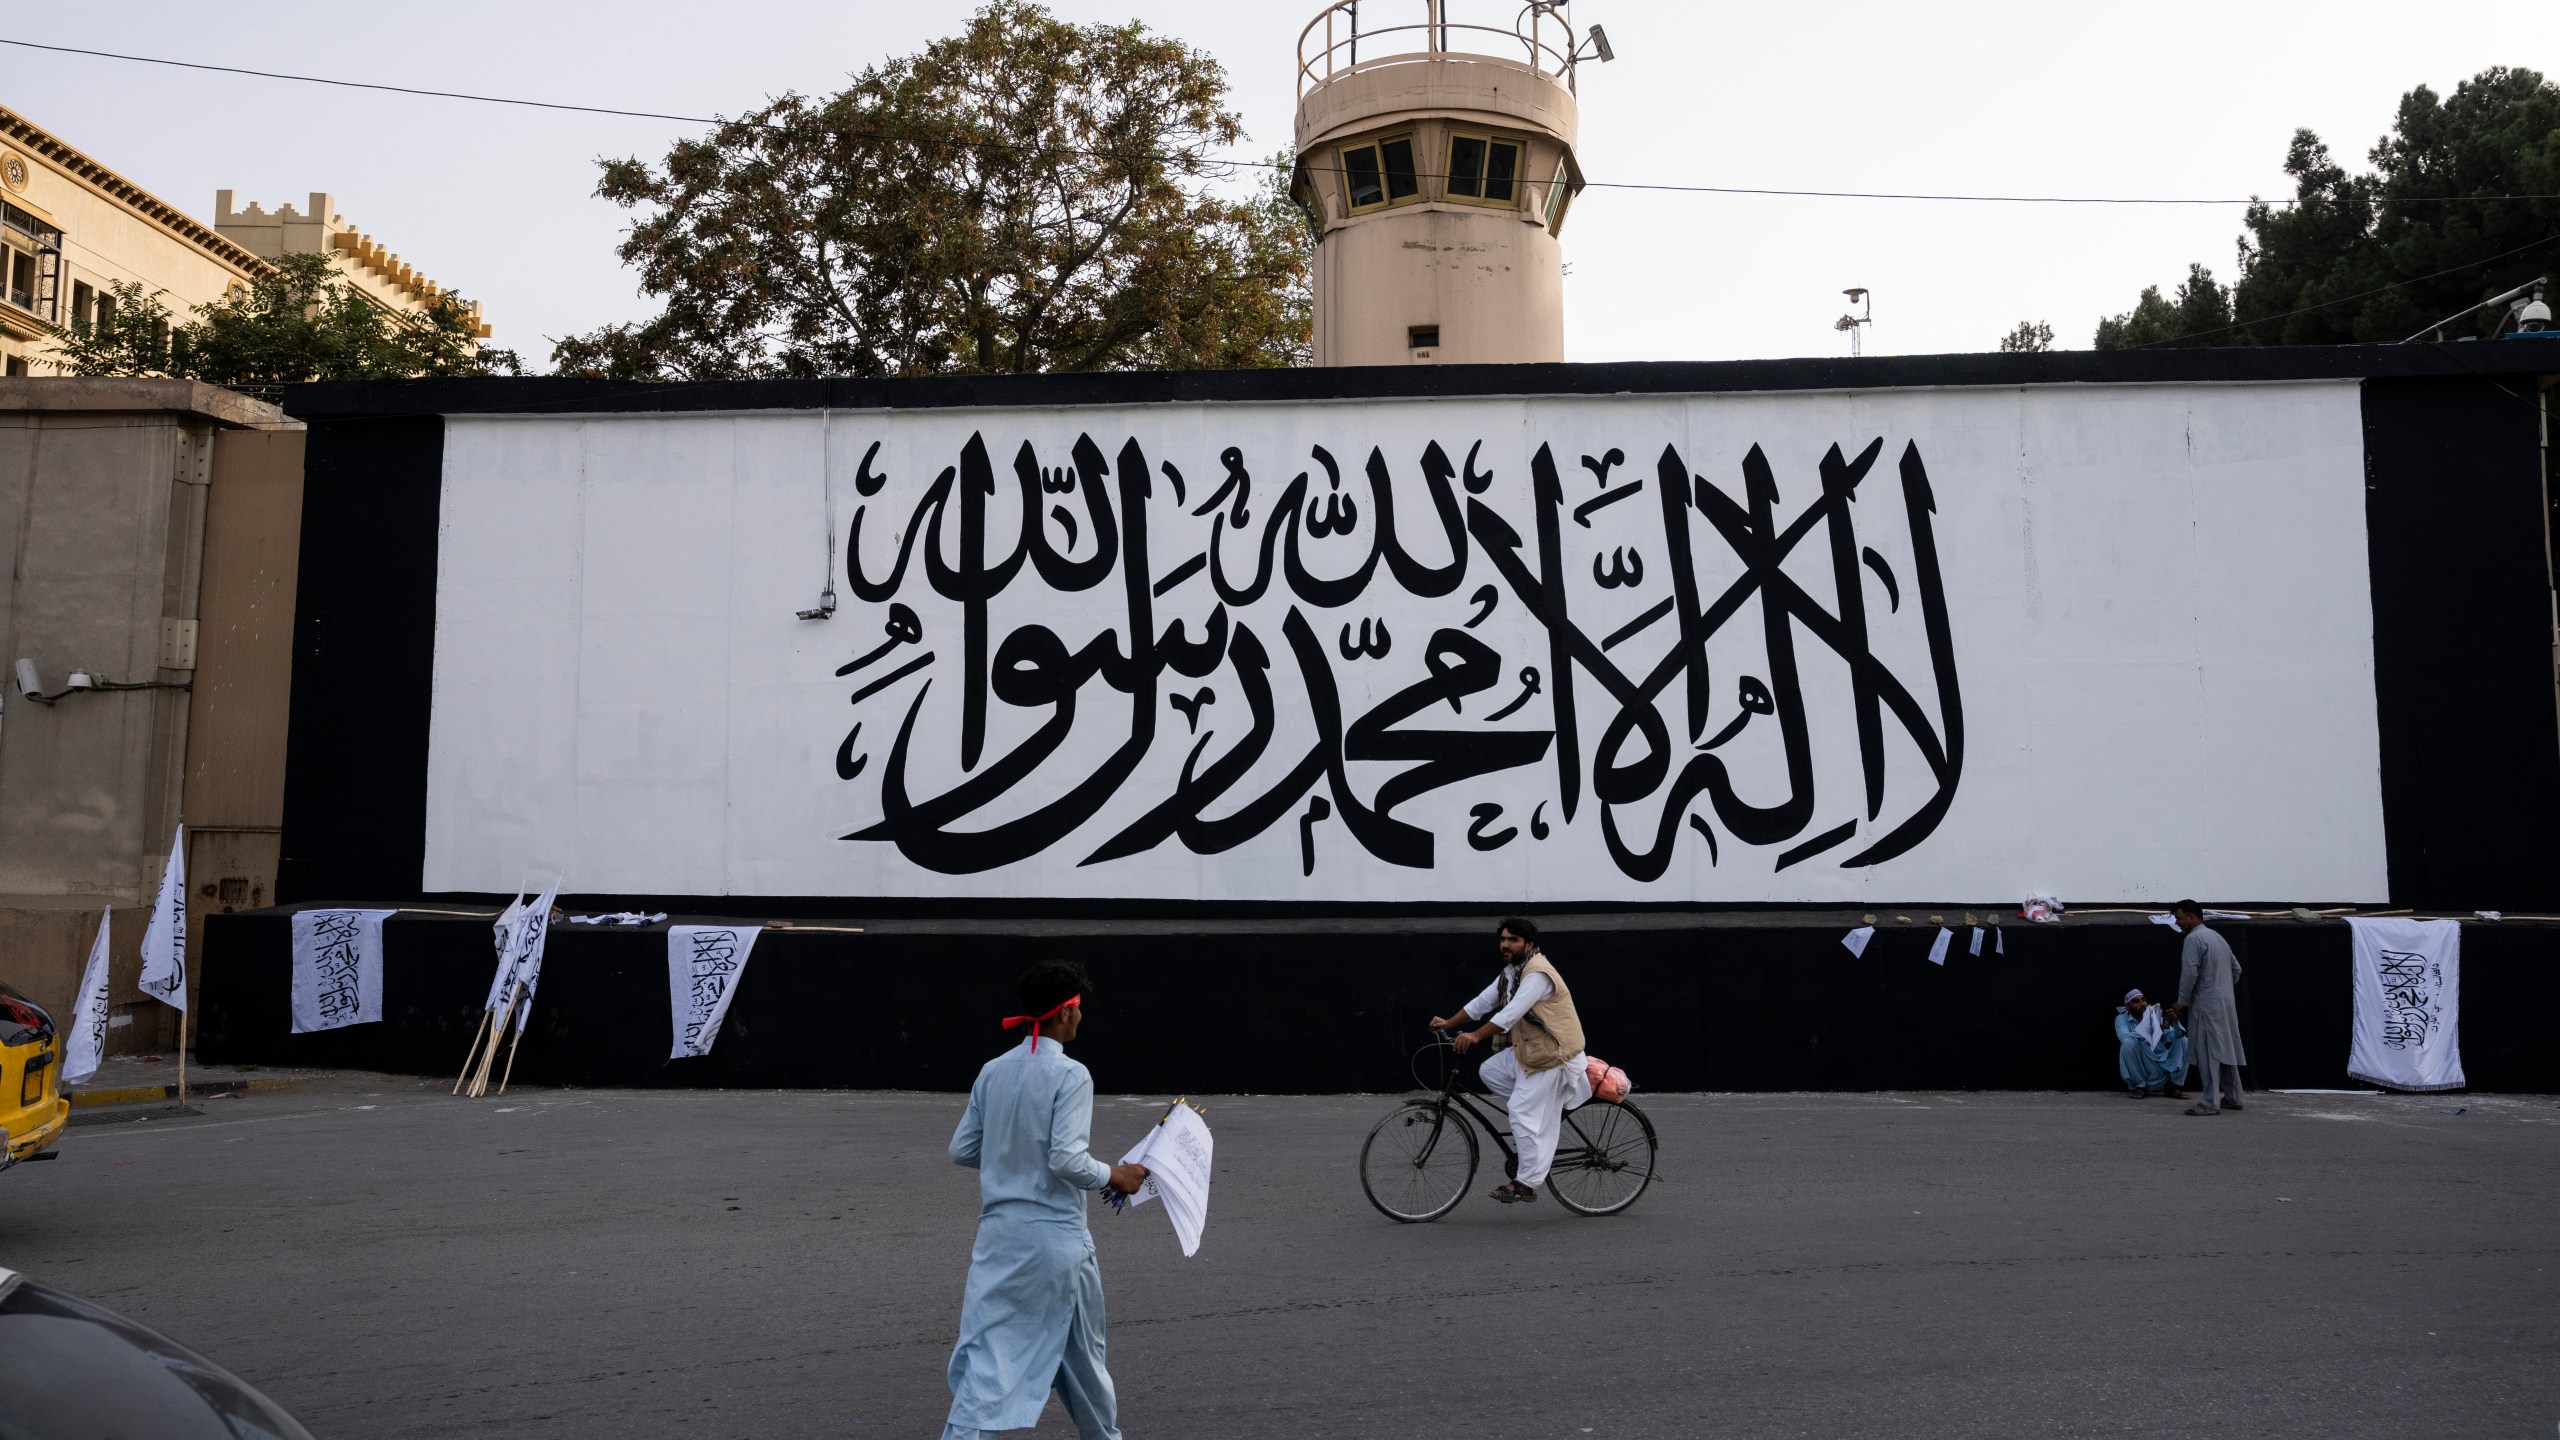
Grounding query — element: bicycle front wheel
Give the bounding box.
[1546,1098,1658,1216]
[1360,1100,1479,1223]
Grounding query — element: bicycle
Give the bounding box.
[1359,1031,1658,1222]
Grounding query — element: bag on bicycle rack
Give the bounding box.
[1584,1055,1633,1103]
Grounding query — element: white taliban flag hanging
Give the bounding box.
[667,926,761,1059]
[290,909,398,1034]
[136,825,187,1011]
[2344,917,2465,1092]
[61,909,113,1087]
[1111,1101,1214,1257]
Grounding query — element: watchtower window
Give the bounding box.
[1445,134,1523,205]
[1339,135,1419,213]
[1408,325,1440,349]
[1543,161,1574,235]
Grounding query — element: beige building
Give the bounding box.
[0,100,480,1059]
[0,101,487,377]
[1291,1,1591,366]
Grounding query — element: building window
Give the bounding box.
[1543,161,1574,235]
[1408,325,1440,349]
[1445,133,1522,206]
[69,280,93,333]
[0,202,62,321]
[1337,134,1419,213]
[4,355,27,377]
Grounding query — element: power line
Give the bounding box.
[8,35,2560,209]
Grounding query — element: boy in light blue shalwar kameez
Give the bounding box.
[2114,988,2189,1097]
[944,961,1147,1440]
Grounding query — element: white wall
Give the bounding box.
[424,382,2386,904]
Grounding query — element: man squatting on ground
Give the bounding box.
[1430,917,1592,1205]
[944,960,1149,1440]
[2168,900,2248,1116]
[2114,988,2188,1098]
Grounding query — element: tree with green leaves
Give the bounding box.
[2095,66,2560,348]
[53,252,516,388]
[1998,320,2054,352]
[551,1,1310,380]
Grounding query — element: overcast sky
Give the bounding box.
[9,1,2546,366]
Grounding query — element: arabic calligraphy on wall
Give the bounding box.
[831,428,1963,883]
[424,384,2390,904]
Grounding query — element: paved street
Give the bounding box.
[4,1076,2555,1438]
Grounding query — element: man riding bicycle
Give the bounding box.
[1428,917,1592,1205]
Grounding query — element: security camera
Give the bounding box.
[13,659,39,699]
[1586,25,1614,62]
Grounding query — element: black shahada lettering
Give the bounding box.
[2374,949,2440,1050]
[830,431,1962,882]
[309,910,369,1022]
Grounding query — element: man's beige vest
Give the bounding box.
[1497,952,1585,1073]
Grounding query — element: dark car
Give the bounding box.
[0,1267,316,1438]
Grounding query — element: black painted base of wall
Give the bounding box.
[196,911,2559,1094]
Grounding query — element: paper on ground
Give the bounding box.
[1116,1102,1213,1257]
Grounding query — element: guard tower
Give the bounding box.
[1293,1,1595,366]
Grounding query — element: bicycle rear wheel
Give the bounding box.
[1360,1100,1479,1222]
[1546,1098,1658,1216]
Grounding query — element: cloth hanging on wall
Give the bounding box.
[2344,916,2464,1092]
[61,909,112,1087]
[667,925,761,1059]
[289,909,398,1034]
[137,825,187,1012]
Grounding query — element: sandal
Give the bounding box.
[2126,1088,2148,1099]
[1490,1182,1538,1204]
[2184,1104,2218,1116]
[2162,1087,2186,1099]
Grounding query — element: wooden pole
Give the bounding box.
[174,992,190,1114]
[470,992,520,1098]
[454,1009,492,1094]
[465,994,506,1098]
[495,1011,526,1095]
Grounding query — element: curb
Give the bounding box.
[70,1077,314,1110]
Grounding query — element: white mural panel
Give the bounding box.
[423,382,2386,902]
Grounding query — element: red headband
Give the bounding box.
[1002,993,1081,1048]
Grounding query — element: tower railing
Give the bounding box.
[1298,1,1578,97]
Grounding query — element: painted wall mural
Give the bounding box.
[425,385,2387,903]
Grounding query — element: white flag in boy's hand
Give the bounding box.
[1112,1103,1214,1257]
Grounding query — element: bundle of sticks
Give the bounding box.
[454,987,531,1098]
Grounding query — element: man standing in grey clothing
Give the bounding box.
[2168,900,2247,1115]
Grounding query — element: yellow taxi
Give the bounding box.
[1,981,69,1170]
